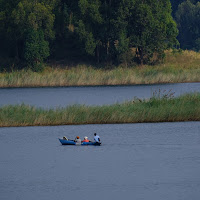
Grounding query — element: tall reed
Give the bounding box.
[0,93,199,127]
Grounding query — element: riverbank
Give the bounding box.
[0,93,199,127]
[0,50,200,88]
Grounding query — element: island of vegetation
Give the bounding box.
[0,93,199,127]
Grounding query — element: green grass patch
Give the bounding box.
[0,93,199,127]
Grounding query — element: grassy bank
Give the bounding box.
[0,93,199,127]
[0,50,200,88]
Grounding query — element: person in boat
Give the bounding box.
[94,133,100,143]
[82,136,90,143]
[63,136,68,140]
[74,136,81,144]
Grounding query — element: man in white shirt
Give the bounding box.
[74,136,81,144]
[94,133,100,143]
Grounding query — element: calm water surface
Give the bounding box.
[0,122,200,200]
[0,82,200,108]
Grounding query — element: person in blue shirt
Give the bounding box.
[94,133,100,143]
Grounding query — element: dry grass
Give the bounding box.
[0,50,200,87]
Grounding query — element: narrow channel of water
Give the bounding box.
[0,82,199,108]
[0,122,200,200]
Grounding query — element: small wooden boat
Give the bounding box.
[59,138,101,146]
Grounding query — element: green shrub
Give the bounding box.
[24,29,49,71]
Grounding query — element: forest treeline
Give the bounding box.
[0,0,199,71]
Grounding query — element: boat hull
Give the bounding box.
[59,139,101,146]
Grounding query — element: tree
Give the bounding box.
[0,0,179,68]
[170,0,199,16]
[0,0,55,68]
[76,0,103,61]
[0,0,21,61]
[170,0,185,17]
[128,0,178,64]
[175,0,200,51]
[24,29,49,70]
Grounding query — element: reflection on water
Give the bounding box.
[0,122,200,200]
[0,82,200,108]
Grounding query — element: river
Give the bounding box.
[0,82,200,108]
[0,83,200,200]
[0,122,200,200]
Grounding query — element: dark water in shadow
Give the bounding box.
[0,122,200,200]
[0,82,200,108]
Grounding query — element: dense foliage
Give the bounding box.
[175,0,200,51]
[170,0,199,16]
[0,0,56,70]
[0,0,199,70]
